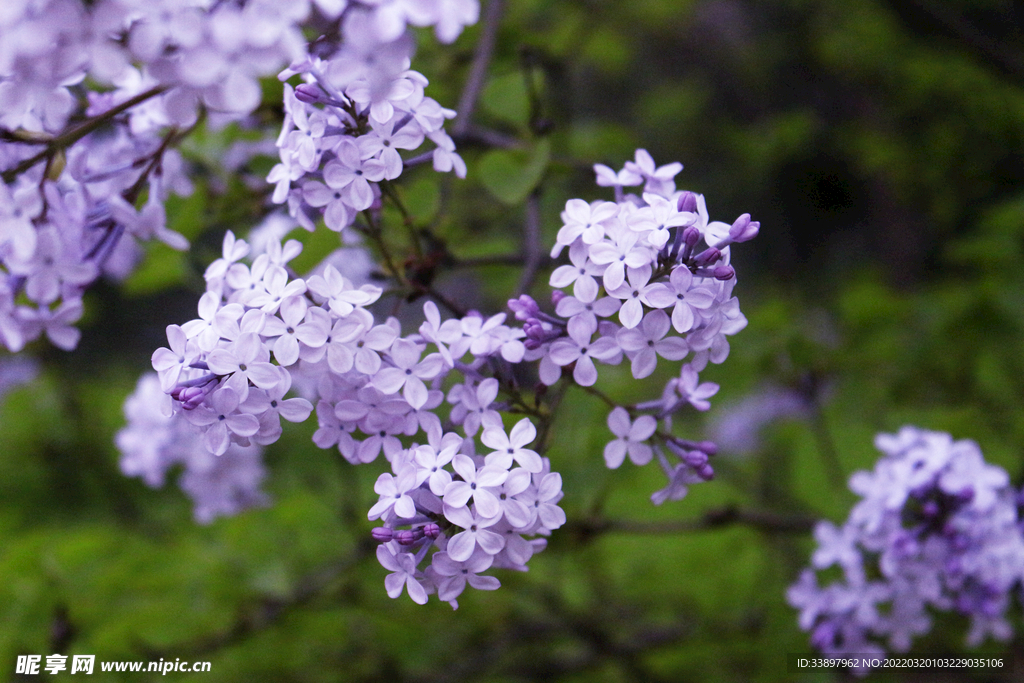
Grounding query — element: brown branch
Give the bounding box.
[143,541,374,659]
[2,85,169,184]
[516,188,543,294]
[567,506,817,539]
[453,0,505,137]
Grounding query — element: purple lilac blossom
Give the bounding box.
[788,426,1024,667]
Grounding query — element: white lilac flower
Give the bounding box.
[623,149,682,196]
[481,418,542,473]
[442,454,508,519]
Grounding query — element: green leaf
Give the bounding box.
[477,138,550,206]
[481,72,530,127]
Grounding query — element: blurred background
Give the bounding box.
[4,0,1024,680]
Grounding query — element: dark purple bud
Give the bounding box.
[682,226,701,249]
[728,214,759,242]
[695,440,718,456]
[696,463,715,480]
[371,527,394,543]
[394,529,418,545]
[676,191,697,213]
[524,338,542,350]
[422,522,441,539]
[551,289,566,306]
[713,265,735,281]
[682,450,708,469]
[294,83,323,104]
[693,247,721,268]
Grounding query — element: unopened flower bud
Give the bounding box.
[508,294,541,321]
[728,213,759,242]
[394,529,418,545]
[371,527,394,543]
[294,83,323,104]
[551,290,566,306]
[713,265,735,281]
[677,191,697,213]
[682,226,701,249]
[693,247,721,268]
[682,450,708,469]
[174,386,206,410]
[696,463,715,480]
[695,440,718,456]
[422,522,441,539]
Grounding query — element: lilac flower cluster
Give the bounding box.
[268,39,468,235]
[514,150,758,503]
[1,0,477,354]
[789,426,1024,664]
[370,420,565,607]
[119,144,760,604]
[120,227,561,604]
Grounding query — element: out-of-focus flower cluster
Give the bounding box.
[788,426,1024,667]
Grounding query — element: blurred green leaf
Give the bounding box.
[478,138,551,205]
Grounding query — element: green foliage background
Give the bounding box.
[5,0,1024,681]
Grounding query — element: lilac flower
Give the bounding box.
[448,378,503,437]
[548,316,619,387]
[372,338,445,410]
[790,426,1024,663]
[517,471,566,532]
[261,296,328,367]
[357,117,425,180]
[587,229,654,292]
[377,544,429,605]
[615,309,688,379]
[604,407,657,468]
[430,549,500,604]
[368,468,420,520]
[555,291,620,331]
[481,418,542,473]
[623,149,682,196]
[322,138,387,212]
[443,503,506,562]
[182,386,260,456]
[152,324,198,392]
[549,239,603,302]
[627,193,695,250]
[605,265,666,329]
[206,332,282,401]
[553,198,619,254]
[674,364,719,411]
[443,454,508,519]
